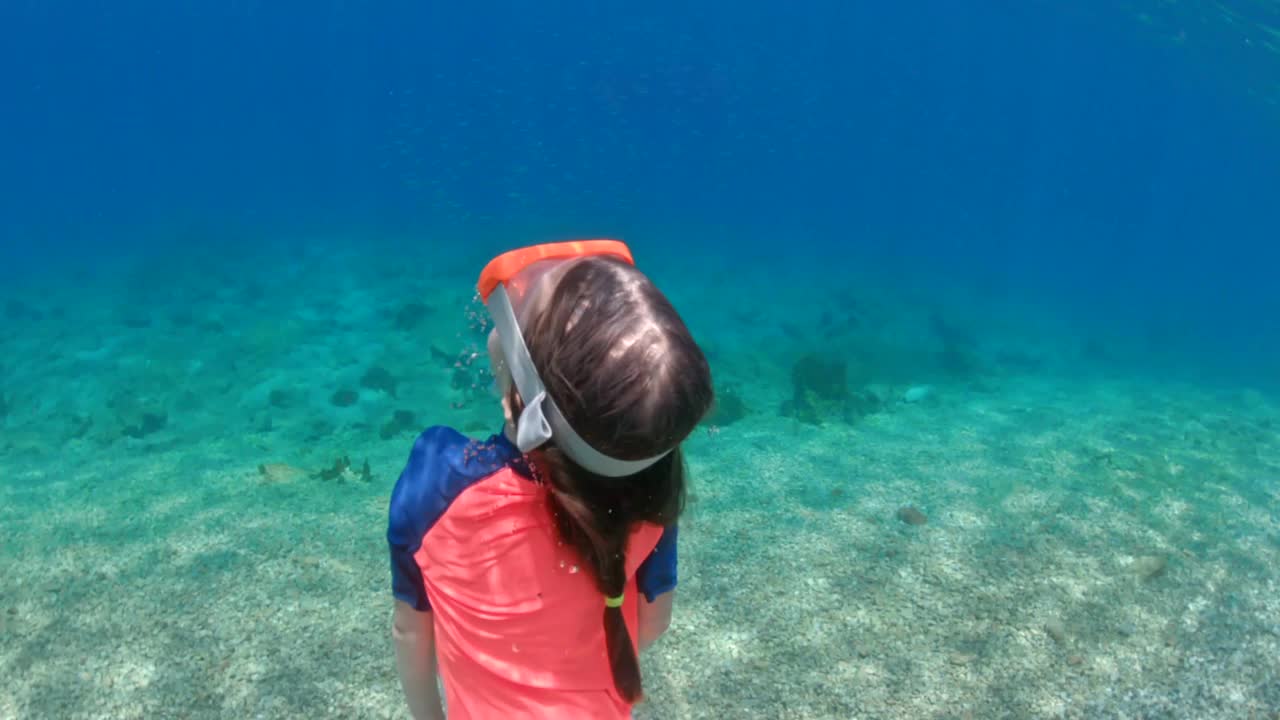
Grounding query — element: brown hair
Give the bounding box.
[507,255,713,702]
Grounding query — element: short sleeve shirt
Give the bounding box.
[387,427,678,719]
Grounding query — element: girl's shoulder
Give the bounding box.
[388,425,520,536]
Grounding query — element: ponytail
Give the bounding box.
[530,445,686,703]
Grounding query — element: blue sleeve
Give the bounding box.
[636,525,678,602]
[386,426,479,612]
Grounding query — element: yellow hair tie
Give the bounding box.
[604,593,625,608]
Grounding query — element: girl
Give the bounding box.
[387,240,714,719]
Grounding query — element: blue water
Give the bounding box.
[2,2,1279,718]
[4,2,1279,365]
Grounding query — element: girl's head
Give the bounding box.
[489,253,712,463]
[482,246,713,702]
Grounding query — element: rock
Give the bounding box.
[257,463,305,485]
[903,385,932,403]
[361,366,399,397]
[1133,555,1168,581]
[120,309,151,329]
[778,351,880,422]
[394,301,434,331]
[701,388,749,427]
[782,354,849,425]
[122,412,167,439]
[5,299,40,321]
[380,409,418,439]
[330,389,359,407]
[844,388,883,422]
[931,312,978,376]
[1044,618,1068,645]
[897,505,928,526]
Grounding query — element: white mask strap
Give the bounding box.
[515,391,554,453]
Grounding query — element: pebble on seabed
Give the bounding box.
[903,385,933,403]
[897,505,928,525]
[1133,555,1168,581]
[1044,618,1068,645]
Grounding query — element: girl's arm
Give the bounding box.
[637,590,675,652]
[392,600,445,720]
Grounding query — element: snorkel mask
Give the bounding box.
[477,239,672,477]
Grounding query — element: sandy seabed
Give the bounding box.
[2,243,1277,719]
